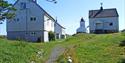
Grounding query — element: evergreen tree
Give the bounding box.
[0,0,57,21]
[0,0,16,21]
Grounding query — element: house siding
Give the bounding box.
[7,0,45,42]
[7,31,44,42]
[89,17,119,33]
[44,15,54,32]
[55,23,66,39]
[7,0,66,42]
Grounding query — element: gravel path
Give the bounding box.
[45,45,65,63]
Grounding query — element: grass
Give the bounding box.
[0,33,125,63]
[0,38,61,63]
[56,33,125,63]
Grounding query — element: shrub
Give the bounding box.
[118,59,125,63]
[49,31,55,41]
[119,40,125,47]
[121,32,125,36]
[121,29,125,32]
[0,36,6,39]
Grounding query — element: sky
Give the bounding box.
[0,0,125,35]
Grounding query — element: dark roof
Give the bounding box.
[80,17,85,22]
[89,8,119,18]
[55,19,66,29]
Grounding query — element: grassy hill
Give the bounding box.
[0,33,125,63]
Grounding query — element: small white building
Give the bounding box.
[89,6,119,34]
[55,20,66,39]
[76,18,86,33]
[7,0,66,42]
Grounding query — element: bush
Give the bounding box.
[118,59,125,63]
[121,29,125,32]
[121,32,125,36]
[0,36,6,39]
[119,40,125,47]
[49,31,55,41]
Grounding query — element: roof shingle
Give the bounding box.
[89,8,119,18]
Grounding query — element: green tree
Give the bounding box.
[49,31,55,41]
[0,0,16,21]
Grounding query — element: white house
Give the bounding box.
[76,18,86,33]
[7,0,66,42]
[89,6,119,34]
[55,20,66,39]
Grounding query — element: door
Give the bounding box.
[95,23,103,30]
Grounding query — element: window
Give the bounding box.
[31,32,35,34]
[109,23,113,26]
[30,17,34,21]
[31,32,36,36]
[17,18,19,21]
[30,17,36,21]
[13,18,16,21]
[20,2,26,9]
[13,18,19,22]
[34,18,36,21]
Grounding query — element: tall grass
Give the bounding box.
[0,33,125,63]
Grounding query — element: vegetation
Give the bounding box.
[0,0,57,21]
[49,31,55,41]
[0,33,125,63]
[0,0,16,21]
[0,38,60,63]
[56,33,125,63]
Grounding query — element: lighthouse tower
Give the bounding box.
[76,18,86,33]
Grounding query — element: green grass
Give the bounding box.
[0,33,125,63]
[56,33,125,63]
[0,38,61,63]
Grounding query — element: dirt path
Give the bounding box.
[45,45,65,63]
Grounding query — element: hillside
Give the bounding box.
[0,33,125,63]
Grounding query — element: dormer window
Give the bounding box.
[20,2,26,10]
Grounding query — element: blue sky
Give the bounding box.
[0,0,125,35]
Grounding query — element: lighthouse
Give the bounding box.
[76,18,86,33]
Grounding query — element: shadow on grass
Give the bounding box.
[119,40,125,47]
[118,59,125,63]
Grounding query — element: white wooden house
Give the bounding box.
[89,6,119,34]
[55,20,66,39]
[7,0,66,42]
